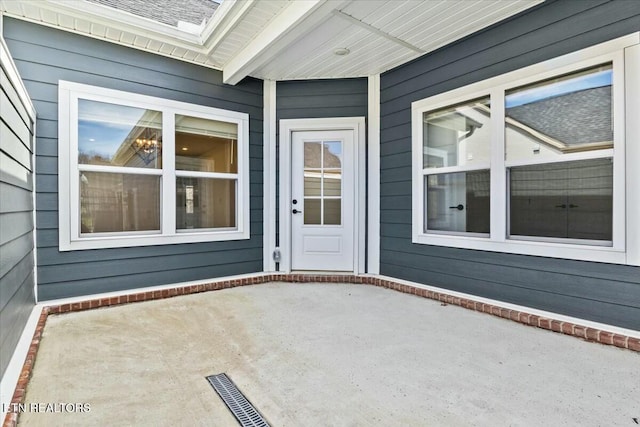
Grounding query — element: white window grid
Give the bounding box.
[59,81,250,250]
[411,33,640,265]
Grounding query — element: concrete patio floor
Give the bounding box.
[17,282,640,426]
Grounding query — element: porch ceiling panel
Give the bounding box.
[249,0,542,81]
[0,0,542,82]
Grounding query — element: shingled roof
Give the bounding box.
[85,0,219,27]
[506,86,613,146]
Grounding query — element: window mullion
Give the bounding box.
[163,111,176,235]
[490,88,506,242]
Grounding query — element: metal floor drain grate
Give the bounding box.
[206,373,270,427]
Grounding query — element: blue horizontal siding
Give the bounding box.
[378,0,640,330]
[3,17,264,300]
[0,36,36,378]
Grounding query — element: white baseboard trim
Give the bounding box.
[0,307,42,418]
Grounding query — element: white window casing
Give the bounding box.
[411,33,640,266]
[59,81,250,250]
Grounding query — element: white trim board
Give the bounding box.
[263,80,277,272]
[278,117,366,274]
[367,75,380,274]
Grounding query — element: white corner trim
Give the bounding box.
[375,275,640,338]
[0,306,41,418]
[625,43,640,266]
[279,117,366,273]
[263,80,277,272]
[367,75,380,274]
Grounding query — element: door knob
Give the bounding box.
[448,204,464,211]
[292,209,302,214]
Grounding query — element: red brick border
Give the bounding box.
[4,273,639,426]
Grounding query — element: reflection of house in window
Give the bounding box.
[505,69,614,242]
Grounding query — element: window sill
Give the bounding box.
[412,233,633,265]
[61,229,250,251]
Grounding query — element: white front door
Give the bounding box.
[290,129,354,271]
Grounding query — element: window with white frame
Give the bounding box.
[411,33,640,265]
[59,81,250,250]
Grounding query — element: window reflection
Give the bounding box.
[505,64,613,162]
[78,100,162,168]
[423,98,491,168]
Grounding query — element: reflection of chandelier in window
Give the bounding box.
[131,129,161,165]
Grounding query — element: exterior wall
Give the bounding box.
[379,0,640,330]
[3,18,264,301]
[275,78,368,249]
[0,29,36,378]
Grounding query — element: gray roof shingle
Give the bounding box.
[85,0,219,27]
[506,86,612,146]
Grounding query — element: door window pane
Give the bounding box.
[80,172,160,233]
[304,171,321,196]
[425,170,490,233]
[509,158,612,241]
[323,141,342,168]
[176,177,236,229]
[304,141,322,168]
[78,100,162,168]
[175,115,237,173]
[323,170,341,197]
[324,199,341,225]
[505,64,613,162]
[423,97,491,168]
[304,199,321,225]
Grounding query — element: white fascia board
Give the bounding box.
[202,0,256,54]
[223,0,348,85]
[33,0,204,47]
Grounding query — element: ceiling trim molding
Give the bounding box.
[331,9,424,54]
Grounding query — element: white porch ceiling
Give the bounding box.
[0,0,542,84]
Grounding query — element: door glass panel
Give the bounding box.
[324,199,341,225]
[304,199,321,224]
[423,97,491,168]
[505,64,613,163]
[323,170,341,197]
[80,172,160,233]
[78,99,162,168]
[304,170,321,196]
[323,141,342,168]
[509,158,612,241]
[425,170,490,234]
[176,177,236,230]
[304,141,322,168]
[175,115,237,173]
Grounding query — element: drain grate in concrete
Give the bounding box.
[206,373,270,427]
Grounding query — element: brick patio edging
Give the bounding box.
[4,273,639,426]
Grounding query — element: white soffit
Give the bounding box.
[252,0,544,81]
[0,0,543,83]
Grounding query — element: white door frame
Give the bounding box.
[279,117,366,273]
